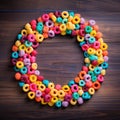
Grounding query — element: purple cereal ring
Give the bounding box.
[48,30,55,37]
[85,34,91,41]
[80,17,85,24]
[84,74,91,82]
[45,20,54,28]
[23,58,31,66]
[89,20,96,26]
[36,90,42,97]
[34,70,40,76]
[104,56,109,62]
[19,50,25,57]
[62,101,69,107]
[78,97,84,104]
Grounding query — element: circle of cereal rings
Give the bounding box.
[11,11,109,108]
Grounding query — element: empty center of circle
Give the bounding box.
[37,36,83,85]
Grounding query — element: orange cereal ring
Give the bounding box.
[92,81,101,90]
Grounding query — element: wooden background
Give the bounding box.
[0,0,120,119]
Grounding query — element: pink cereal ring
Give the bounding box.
[54,26,61,34]
[31,25,36,30]
[12,59,17,65]
[64,94,72,102]
[82,44,89,51]
[30,56,36,63]
[30,20,37,26]
[71,84,79,92]
[30,83,37,92]
[98,74,104,82]
[79,29,85,36]
[32,41,39,48]
[42,14,50,22]
[44,94,51,102]
[28,34,35,42]
[55,11,61,17]
[27,67,35,74]
[55,84,62,90]
[93,41,100,49]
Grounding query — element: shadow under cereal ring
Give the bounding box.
[11,11,109,108]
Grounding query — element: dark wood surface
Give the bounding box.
[0,0,120,120]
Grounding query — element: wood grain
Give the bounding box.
[0,0,120,120]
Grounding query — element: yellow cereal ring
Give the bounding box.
[38,83,46,91]
[23,84,30,92]
[62,85,70,92]
[21,29,28,36]
[84,58,90,64]
[70,98,77,105]
[87,48,95,55]
[48,101,54,107]
[88,87,95,95]
[28,91,35,100]
[19,44,26,51]
[89,64,95,71]
[58,90,65,98]
[78,90,84,96]
[29,74,37,83]
[100,42,108,51]
[50,89,58,97]
[72,16,81,24]
[61,11,69,18]
[15,40,21,47]
[60,24,66,32]
[36,34,44,42]
[31,63,38,70]
[96,49,103,57]
[101,69,106,75]
[51,15,57,22]
[90,30,97,37]
[61,31,66,36]
[16,61,24,69]
[77,35,84,42]
[97,57,104,64]
[41,98,47,105]
[48,82,55,89]
[25,47,33,54]
[25,23,31,30]
[51,97,58,103]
